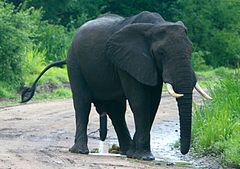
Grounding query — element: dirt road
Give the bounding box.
[0,92,202,169]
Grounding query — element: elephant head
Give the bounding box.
[106,22,211,154]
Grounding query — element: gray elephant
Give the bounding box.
[21,11,212,160]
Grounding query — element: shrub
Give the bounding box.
[0,1,41,89]
[22,47,68,86]
[22,47,46,85]
[191,50,211,71]
[179,0,240,67]
[34,22,72,62]
[0,1,71,98]
[0,81,15,98]
[207,31,240,67]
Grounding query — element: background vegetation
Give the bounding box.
[0,0,239,167]
[1,0,239,97]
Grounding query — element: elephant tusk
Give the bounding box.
[166,83,184,98]
[195,82,213,100]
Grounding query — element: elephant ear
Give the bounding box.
[106,23,158,86]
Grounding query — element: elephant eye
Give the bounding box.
[156,48,166,61]
[157,48,165,56]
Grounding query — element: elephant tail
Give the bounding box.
[99,113,108,141]
[21,60,67,103]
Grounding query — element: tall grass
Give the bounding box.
[192,72,240,168]
[23,47,68,85]
[23,47,46,79]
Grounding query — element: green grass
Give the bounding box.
[33,88,72,101]
[195,67,239,88]
[24,66,69,86]
[196,67,238,78]
[23,47,69,86]
[0,88,72,106]
[192,72,240,168]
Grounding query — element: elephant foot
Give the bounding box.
[69,143,89,154]
[119,148,130,155]
[126,148,135,158]
[135,150,155,161]
[119,150,126,155]
[119,145,132,155]
[127,149,155,161]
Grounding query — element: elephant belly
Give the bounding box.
[82,63,124,100]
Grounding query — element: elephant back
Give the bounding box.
[122,11,165,25]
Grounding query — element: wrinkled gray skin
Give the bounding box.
[67,11,196,160]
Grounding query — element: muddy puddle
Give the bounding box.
[88,116,222,169]
[151,120,221,168]
[87,93,222,169]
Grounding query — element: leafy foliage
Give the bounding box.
[0,1,40,90]
[191,51,211,71]
[34,22,72,62]
[0,1,70,97]
[102,0,180,21]
[179,0,240,67]
[7,0,239,68]
[22,47,46,84]
[22,47,68,86]
[9,0,180,27]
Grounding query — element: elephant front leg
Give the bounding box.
[129,97,154,161]
[118,71,155,160]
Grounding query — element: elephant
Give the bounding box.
[21,11,212,161]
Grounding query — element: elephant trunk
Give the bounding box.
[162,54,196,154]
[176,92,192,154]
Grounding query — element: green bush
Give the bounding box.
[192,73,240,167]
[192,50,211,71]
[17,0,180,28]
[179,0,240,67]
[0,1,71,98]
[34,22,72,62]
[22,47,46,84]
[22,47,68,86]
[0,1,41,91]
[0,81,16,98]
[208,31,240,67]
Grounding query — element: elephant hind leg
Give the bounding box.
[106,100,132,155]
[67,66,92,154]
